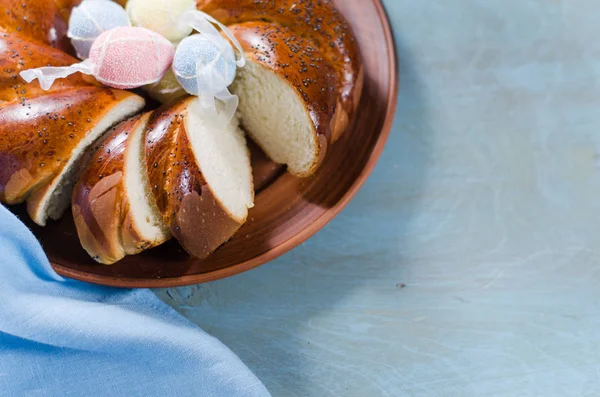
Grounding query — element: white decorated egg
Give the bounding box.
[173,34,237,96]
[67,0,130,60]
[127,0,195,42]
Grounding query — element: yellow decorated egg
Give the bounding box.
[144,69,188,105]
[126,0,195,42]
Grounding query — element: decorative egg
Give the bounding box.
[173,34,237,96]
[126,0,195,42]
[20,27,175,90]
[144,69,188,105]
[67,0,130,60]
[90,27,176,89]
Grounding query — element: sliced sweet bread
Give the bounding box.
[24,89,145,226]
[228,22,338,177]
[72,114,171,265]
[0,86,144,222]
[199,0,364,142]
[0,29,146,226]
[145,97,254,259]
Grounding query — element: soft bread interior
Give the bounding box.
[27,95,145,226]
[231,61,318,177]
[186,98,254,222]
[124,114,171,246]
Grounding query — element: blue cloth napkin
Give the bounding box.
[0,205,270,397]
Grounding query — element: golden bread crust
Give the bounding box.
[145,98,247,259]
[198,0,363,141]
[72,114,171,265]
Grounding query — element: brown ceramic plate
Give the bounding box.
[15,0,398,288]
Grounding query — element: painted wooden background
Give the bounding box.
[156,1,600,395]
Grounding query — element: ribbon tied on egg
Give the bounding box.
[19,0,246,123]
[172,9,246,122]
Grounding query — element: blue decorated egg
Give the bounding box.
[67,0,130,60]
[172,34,237,96]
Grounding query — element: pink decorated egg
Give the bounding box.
[89,27,175,89]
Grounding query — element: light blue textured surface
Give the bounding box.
[158,1,600,395]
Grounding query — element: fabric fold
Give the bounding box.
[0,205,270,397]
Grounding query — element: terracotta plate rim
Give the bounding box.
[51,0,399,289]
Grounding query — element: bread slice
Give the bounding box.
[228,22,339,177]
[198,0,364,154]
[198,0,364,129]
[72,113,171,265]
[232,60,320,177]
[145,97,254,259]
[26,90,145,226]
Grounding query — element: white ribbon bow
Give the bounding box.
[178,10,246,123]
